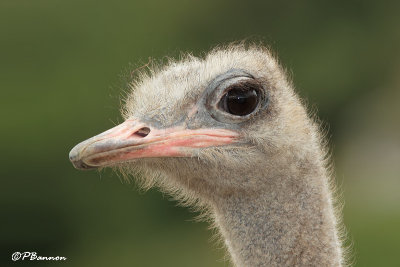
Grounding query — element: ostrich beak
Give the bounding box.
[69,119,239,170]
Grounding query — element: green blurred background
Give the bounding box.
[1,0,399,266]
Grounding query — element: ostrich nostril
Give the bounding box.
[132,127,151,138]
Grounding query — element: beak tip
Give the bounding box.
[69,145,97,171]
[72,159,98,170]
[69,145,79,163]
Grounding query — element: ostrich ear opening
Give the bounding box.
[69,119,239,170]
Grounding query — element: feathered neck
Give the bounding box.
[211,161,343,266]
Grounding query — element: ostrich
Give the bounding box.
[69,45,346,266]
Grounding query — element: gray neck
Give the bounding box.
[212,171,343,267]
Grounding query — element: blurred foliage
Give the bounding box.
[1,0,399,266]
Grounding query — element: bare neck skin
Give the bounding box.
[212,166,342,267]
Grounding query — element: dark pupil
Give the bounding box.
[225,88,258,116]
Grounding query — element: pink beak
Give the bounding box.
[69,119,239,170]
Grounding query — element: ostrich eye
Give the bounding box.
[220,86,259,116]
[207,73,266,123]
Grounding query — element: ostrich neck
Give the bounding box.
[212,167,343,267]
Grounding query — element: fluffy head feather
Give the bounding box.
[118,44,326,206]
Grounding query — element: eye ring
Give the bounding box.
[219,83,260,116]
[203,69,268,124]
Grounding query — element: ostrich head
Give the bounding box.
[69,45,321,204]
[69,45,344,266]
